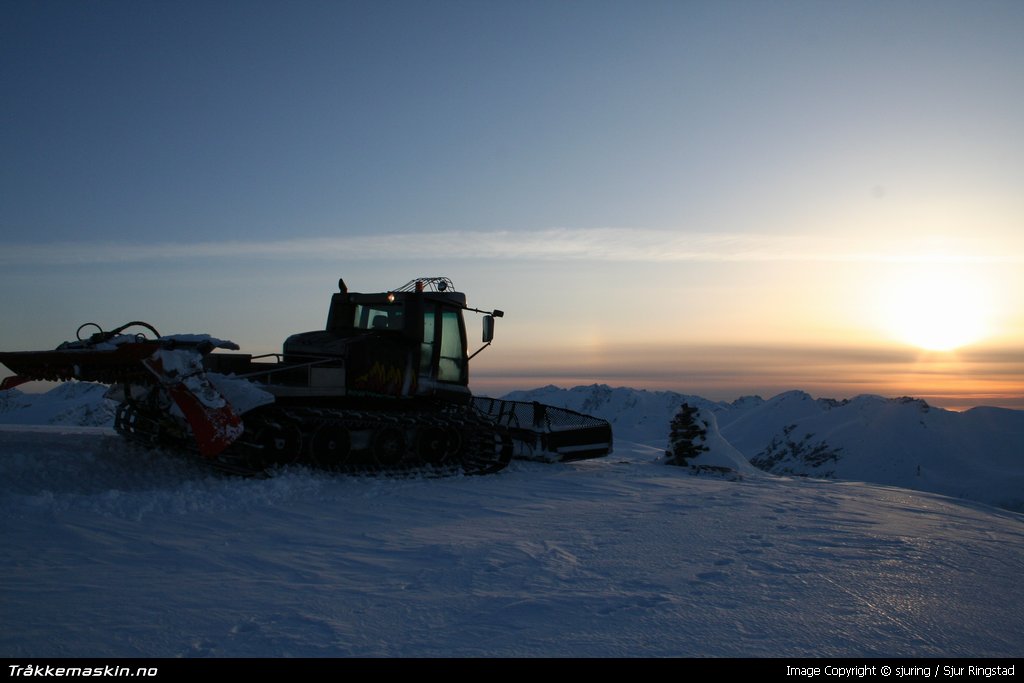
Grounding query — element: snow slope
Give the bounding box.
[507,385,1024,511]
[666,404,760,476]
[719,391,1024,511]
[0,383,116,427]
[503,383,726,445]
[6,382,1023,510]
[2,426,1022,657]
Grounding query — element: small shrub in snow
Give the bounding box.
[665,403,709,466]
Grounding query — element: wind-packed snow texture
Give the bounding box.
[2,426,1022,658]
[1,383,1022,657]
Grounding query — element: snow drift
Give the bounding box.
[0,382,116,427]
[2,426,1023,657]
[507,384,1024,511]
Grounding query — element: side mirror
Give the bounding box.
[482,315,495,343]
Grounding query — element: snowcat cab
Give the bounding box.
[248,276,500,404]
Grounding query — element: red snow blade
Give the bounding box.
[1,323,247,458]
[160,381,244,457]
[142,348,244,458]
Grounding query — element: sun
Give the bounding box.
[878,264,992,352]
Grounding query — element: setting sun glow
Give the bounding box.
[879,265,992,352]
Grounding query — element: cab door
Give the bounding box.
[419,302,469,390]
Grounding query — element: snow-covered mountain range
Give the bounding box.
[0,382,116,428]
[508,384,1024,511]
[4,381,1023,511]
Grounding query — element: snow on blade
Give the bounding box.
[207,373,275,415]
[142,348,244,456]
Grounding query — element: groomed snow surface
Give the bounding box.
[3,436,1024,657]
[1,383,1023,657]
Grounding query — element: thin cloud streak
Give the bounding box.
[4,229,1021,266]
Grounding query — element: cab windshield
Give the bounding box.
[353,303,404,331]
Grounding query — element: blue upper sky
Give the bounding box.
[3,1,1023,407]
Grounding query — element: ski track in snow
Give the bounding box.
[2,427,1022,657]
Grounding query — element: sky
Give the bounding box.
[2,0,1023,409]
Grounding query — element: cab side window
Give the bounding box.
[420,304,466,384]
[438,309,465,383]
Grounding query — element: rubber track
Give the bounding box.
[116,401,512,476]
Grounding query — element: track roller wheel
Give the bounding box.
[309,425,351,469]
[444,426,464,458]
[254,420,303,467]
[372,427,408,468]
[416,427,453,466]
